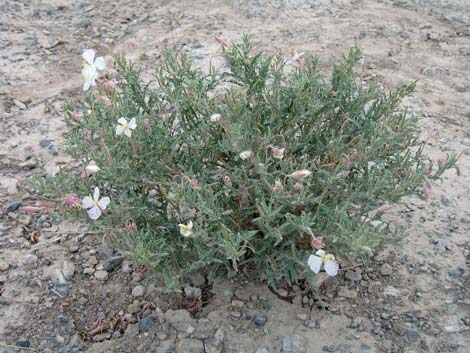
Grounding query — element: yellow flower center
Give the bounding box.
[321,254,335,263]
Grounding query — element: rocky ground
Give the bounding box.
[1,0,469,352]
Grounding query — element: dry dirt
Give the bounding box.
[1,1,469,352]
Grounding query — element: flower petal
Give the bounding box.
[99,197,110,209]
[128,118,137,129]
[87,206,101,220]
[93,187,100,201]
[124,128,132,137]
[118,117,127,125]
[315,249,326,257]
[324,260,339,276]
[115,125,124,136]
[94,56,106,70]
[83,80,91,91]
[82,196,94,209]
[308,255,322,274]
[82,49,95,65]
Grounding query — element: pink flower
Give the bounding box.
[239,150,254,160]
[97,95,111,105]
[294,183,303,192]
[103,80,117,90]
[437,157,446,166]
[269,145,285,160]
[312,237,323,249]
[64,194,81,208]
[422,178,431,200]
[188,178,201,190]
[274,179,283,192]
[85,161,100,177]
[210,113,223,123]
[289,170,312,180]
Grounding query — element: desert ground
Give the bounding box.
[1,1,469,352]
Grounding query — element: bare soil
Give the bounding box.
[1,1,469,352]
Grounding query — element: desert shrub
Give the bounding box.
[30,36,456,289]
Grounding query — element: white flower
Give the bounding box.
[115,117,137,137]
[85,161,100,176]
[239,150,254,160]
[308,250,339,276]
[285,50,305,65]
[210,113,223,122]
[82,187,110,220]
[178,220,193,237]
[81,49,106,91]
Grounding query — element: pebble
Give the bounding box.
[103,255,125,272]
[445,271,460,282]
[58,314,69,323]
[337,287,358,299]
[94,270,109,281]
[379,263,393,276]
[5,201,21,213]
[23,254,38,266]
[132,285,145,297]
[282,335,306,352]
[176,338,204,353]
[39,139,51,147]
[345,271,362,283]
[16,340,31,348]
[138,316,154,334]
[127,303,141,314]
[62,261,76,280]
[223,289,234,303]
[50,284,70,298]
[383,285,400,297]
[0,261,9,271]
[253,314,267,326]
[184,286,202,299]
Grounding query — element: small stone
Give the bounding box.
[0,261,9,271]
[93,332,111,342]
[345,271,362,283]
[103,255,125,272]
[445,271,460,282]
[156,330,168,340]
[176,338,204,353]
[139,316,154,334]
[5,201,22,214]
[379,263,393,276]
[337,287,358,299]
[62,261,76,280]
[68,245,79,253]
[223,289,234,303]
[16,340,31,348]
[83,18,92,27]
[50,284,70,298]
[94,270,109,281]
[214,327,225,343]
[282,335,306,352]
[231,311,242,318]
[184,286,202,299]
[253,314,267,327]
[383,285,400,297]
[441,196,450,206]
[297,313,308,321]
[58,314,69,323]
[83,267,95,275]
[23,254,39,266]
[40,139,51,147]
[277,289,289,297]
[204,338,223,353]
[292,295,302,305]
[231,299,244,308]
[447,303,458,314]
[132,285,145,297]
[127,303,141,314]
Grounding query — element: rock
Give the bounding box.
[23,254,39,266]
[157,340,175,353]
[441,196,450,206]
[83,267,95,275]
[223,289,234,303]
[277,289,289,297]
[383,286,400,297]
[127,303,141,314]
[345,271,362,283]
[214,327,224,342]
[5,201,21,214]
[103,255,125,272]
[58,315,69,323]
[0,261,9,271]
[445,271,460,282]
[184,286,202,299]
[39,139,51,147]
[337,287,357,299]
[132,285,145,297]
[16,340,31,348]
[173,322,195,337]
[62,261,76,280]
[422,66,447,77]
[138,317,154,334]
[165,309,193,324]
[94,270,109,281]
[283,335,306,352]
[44,266,68,284]
[83,18,92,28]
[93,332,111,342]
[69,245,80,253]
[176,338,204,353]
[49,144,59,156]
[50,284,70,298]
[379,263,393,276]
[231,299,244,308]
[204,338,223,353]
[253,314,267,326]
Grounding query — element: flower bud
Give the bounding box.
[210,113,223,123]
[239,150,254,160]
[289,170,312,180]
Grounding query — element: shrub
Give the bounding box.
[30,36,456,290]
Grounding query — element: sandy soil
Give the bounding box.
[1,1,469,352]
